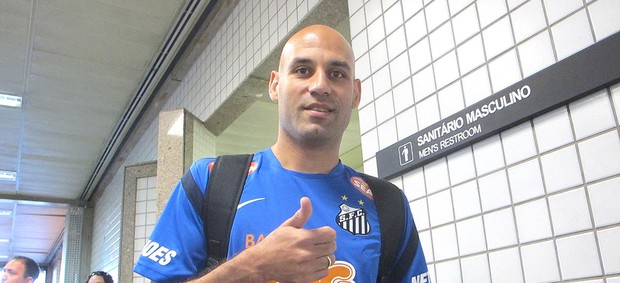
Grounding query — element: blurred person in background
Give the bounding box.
[85,271,114,283]
[2,256,40,283]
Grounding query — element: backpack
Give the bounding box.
[181,154,419,282]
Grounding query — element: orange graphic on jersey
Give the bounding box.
[266,260,355,283]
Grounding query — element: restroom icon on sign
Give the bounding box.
[398,142,414,166]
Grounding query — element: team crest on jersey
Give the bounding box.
[350,176,373,200]
[336,203,370,235]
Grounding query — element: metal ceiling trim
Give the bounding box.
[80,0,220,200]
[0,193,88,207]
[13,0,38,197]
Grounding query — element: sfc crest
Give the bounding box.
[336,203,370,235]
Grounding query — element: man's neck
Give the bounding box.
[271,141,340,174]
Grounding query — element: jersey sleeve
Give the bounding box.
[133,159,213,283]
[399,191,431,283]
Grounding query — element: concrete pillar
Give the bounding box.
[156,109,215,215]
[61,207,85,283]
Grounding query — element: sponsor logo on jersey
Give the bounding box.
[248,161,257,174]
[237,197,265,209]
[140,240,177,266]
[350,176,373,200]
[267,260,356,283]
[412,272,430,283]
[336,203,370,235]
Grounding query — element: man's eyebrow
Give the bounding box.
[288,57,352,71]
[289,57,313,68]
[330,60,352,71]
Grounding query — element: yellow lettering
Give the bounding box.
[245,234,266,248]
[245,234,255,248]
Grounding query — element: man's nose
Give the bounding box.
[309,71,331,96]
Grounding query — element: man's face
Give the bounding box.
[2,259,31,283]
[87,275,106,283]
[269,26,361,147]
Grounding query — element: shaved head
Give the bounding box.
[279,25,356,77]
[268,24,361,171]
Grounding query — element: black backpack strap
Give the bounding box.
[181,154,253,268]
[204,154,253,266]
[389,222,420,281]
[361,173,419,283]
[182,170,204,218]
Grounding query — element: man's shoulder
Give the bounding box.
[188,151,267,181]
[357,172,399,190]
[188,157,216,178]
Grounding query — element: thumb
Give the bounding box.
[280,197,312,229]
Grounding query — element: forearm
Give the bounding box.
[185,198,335,283]
[185,249,265,283]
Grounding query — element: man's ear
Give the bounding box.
[269,71,279,102]
[26,277,33,283]
[352,78,362,108]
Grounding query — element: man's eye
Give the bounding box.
[330,70,345,78]
[295,67,310,75]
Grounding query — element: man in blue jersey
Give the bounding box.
[134,24,429,282]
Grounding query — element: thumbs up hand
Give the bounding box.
[280,196,314,228]
[244,197,337,283]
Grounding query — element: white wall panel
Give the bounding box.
[349,0,620,280]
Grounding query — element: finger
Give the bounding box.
[311,226,337,244]
[312,237,337,259]
[280,197,313,229]
[314,254,336,272]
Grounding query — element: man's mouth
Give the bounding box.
[307,106,332,113]
[304,102,334,113]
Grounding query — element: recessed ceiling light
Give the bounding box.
[0,93,22,108]
[0,239,9,243]
[0,210,12,216]
[0,170,17,182]
[0,255,8,259]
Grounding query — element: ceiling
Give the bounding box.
[0,0,360,267]
[0,0,192,265]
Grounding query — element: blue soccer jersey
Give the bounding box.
[133,148,429,282]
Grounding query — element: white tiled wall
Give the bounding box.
[161,0,320,122]
[192,118,216,162]
[348,0,620,281]
[89,114,158,277]
[90,172,122,281]
[132,176,157,283]
[91,0,620,281]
